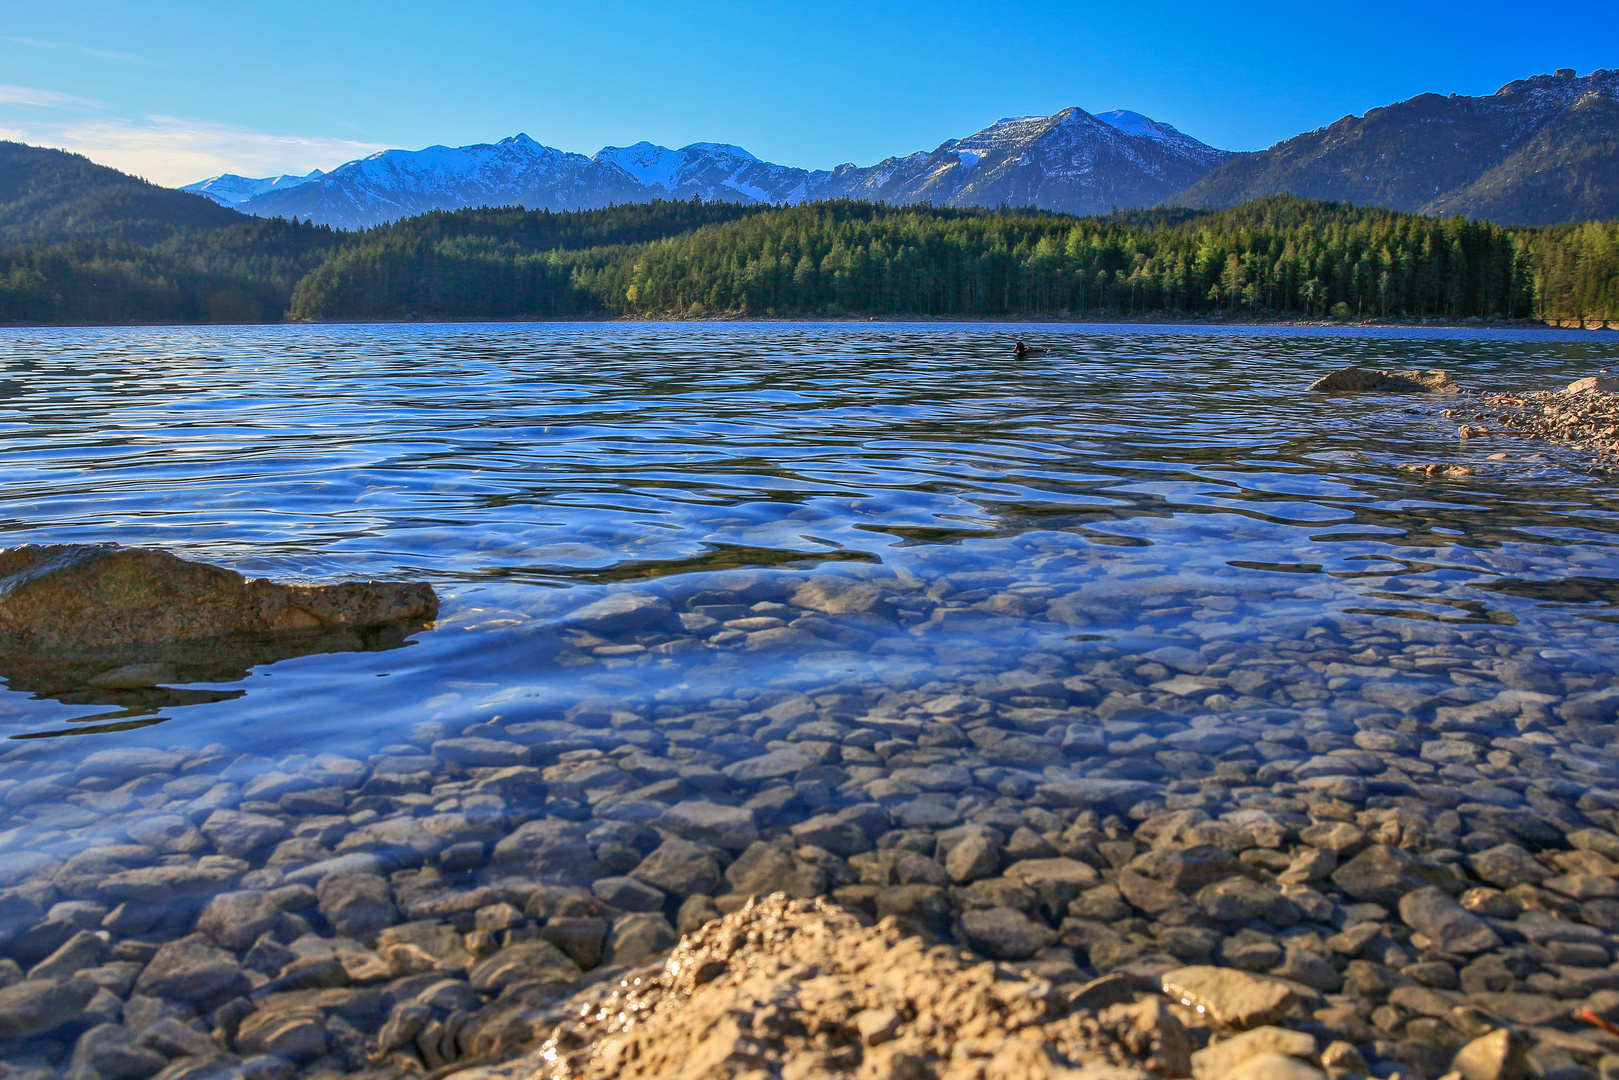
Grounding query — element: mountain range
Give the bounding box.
[185,107,1234,229]
[1177,68,1619,225]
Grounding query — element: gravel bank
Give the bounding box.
[1453,378,1619,471]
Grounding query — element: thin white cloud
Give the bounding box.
[6,36,151,64]
[0,83,99,109]
[4,114,385,187]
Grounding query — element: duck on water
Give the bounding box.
[1014,340,1052,359]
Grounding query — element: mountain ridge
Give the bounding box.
[185,106,1235,229]
[1167,68,1619,225]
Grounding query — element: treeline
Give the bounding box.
[283,201,765,320]
[291,197,1555,322]
[1526,220,1619,325]
[0,241,288,324]
[0,216,342,324]
[569,199,1526,320]
[366,200,767,252]
[4,194,1618,325]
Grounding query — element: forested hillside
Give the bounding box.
[0,196,769,323]
[0,217,343,324]
[288,197,1616,325]
[568,199,1525,321]
[0,142,246,246]
[1,191,1615,326]
[0,142,347,323]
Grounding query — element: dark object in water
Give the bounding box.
[1014,340,1051,359]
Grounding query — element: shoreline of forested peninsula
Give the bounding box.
[2,195,1615,329]
[0,311,1581,330]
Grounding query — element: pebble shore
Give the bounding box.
[3,560,1619,1080]
[1453,379,1619,471]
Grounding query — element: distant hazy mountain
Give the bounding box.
[195,135,592,231]
[185,108,1234,229]
[186,169,324,206]
[1,141,244,246]
[1169,68,1619,225]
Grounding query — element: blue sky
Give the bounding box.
[1,0,1612,187]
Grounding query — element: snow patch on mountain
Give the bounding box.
[595,142,686,188]
[1097,110,1179,142]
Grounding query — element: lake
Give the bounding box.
[1,321,1618,1077]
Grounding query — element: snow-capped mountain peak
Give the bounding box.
[195,107,1233,227]
[182,169,324,207]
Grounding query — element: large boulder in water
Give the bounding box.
[1307,368,1459,393]
[0,544,436,653]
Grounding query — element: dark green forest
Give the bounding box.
[0,139,1614,326]
[286,197,1619,325]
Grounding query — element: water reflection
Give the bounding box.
[0,621,430,737]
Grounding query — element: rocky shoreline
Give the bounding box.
[2,578,1619,1080]
[1452,379,1619,472]
[3,385,1619,1080]
[1303,365,1619,475]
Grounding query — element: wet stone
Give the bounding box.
[69,1022,171,1080]
[135,1018,218,1059]
[890,797,960,830]
[199,809,290,859]
[942,825,1002,884]
[100,862,240,905]
[314,874,394,939]
[1191,1026,1318,1080]
[126,815,207,855]
[1398,885,1502,955]
[631,840,721,897]
[789,815,871,857]
[1221,1052,1327,1080]
[538,917,608,970]
[1036,777,1153,809]
[467,941,580,994]
[1198,878,1300,925]
[591,875,664,911]
[652,801,758,852]
[562,592,671,634]
[133,934,248,1007]
[605,913,678,967]
[1161,966,1300,1030]
[197,892,282,954]
[1330,844,1456,903]
[1470,843,1551,888]
[431,737,530,767]
[0,976,99,1040]
[27,930,107,982]
[1452,1028,1530,1080]
[724,842,825,898]
[235,1005,327,1063]
[957,906,1057,960]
